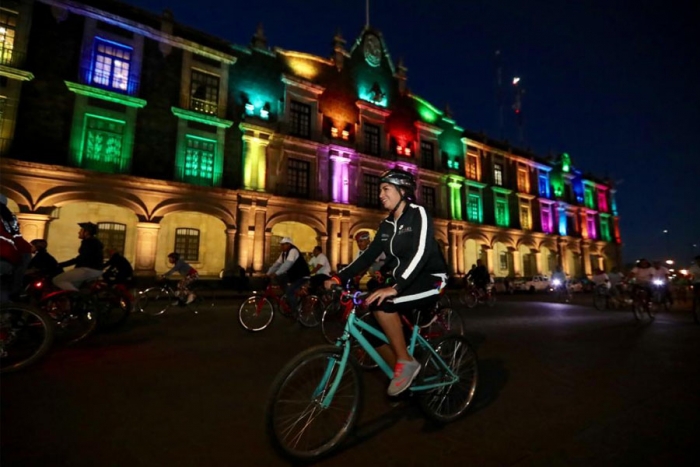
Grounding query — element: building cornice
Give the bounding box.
[281,74,325,95]
[171,107,233,128]
[40,0,237,64]
[65,81,147,108]
[0,65,34,81]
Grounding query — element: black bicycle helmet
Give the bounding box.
[379,168,416,191]
[168,252,181,261]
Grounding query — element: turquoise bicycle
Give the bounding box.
[265,287,478,461]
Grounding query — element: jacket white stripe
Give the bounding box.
[401,204,428,280]
[392,274,448,304]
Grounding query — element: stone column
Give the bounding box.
[224,227,237,271]
[581,241,592,277]
[340,217,350,266]
[532,250,543,275]
[253,209,266,273]
[510,249,521,277]
[482,245,495,275]
[558,238,569,275]
[456,234,465,276]
[134,222,161,275]
[328,214,341,270]
[237,206,253,271]
[15,213,51,242]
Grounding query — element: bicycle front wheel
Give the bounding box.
[297,295,323,328]
[238,295,274,331]
[266,345,363,461]
[418,335,478,423]
[321,301,345,344]
[136,287,173,316]
[1,303,55,373]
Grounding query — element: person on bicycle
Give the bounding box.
[308,246,331,292]
[651,260,673,305]
[267,237,311,311]
[53,222,104,292]
[628,258,655,297]
[591,268,610,290]
[326,168,448,397]
[550,266,568,289]
[353,231,386,290]
[103,248,134,286]
[1,194,32,301]
[25,239,62,281]
[465,259,490,296]
[162,252,198,304]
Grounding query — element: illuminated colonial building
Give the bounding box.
[0,0,621,279]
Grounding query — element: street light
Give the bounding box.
[663,229,670,258]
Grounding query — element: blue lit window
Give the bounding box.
[92,37,132,92]
[538,174,550,197]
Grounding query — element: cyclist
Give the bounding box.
[103,248,134,286]
[267,237,311,311]
[53,222,104,292]
[591,268,610,289]
[162,252,198,304]
[25,239,62,281]
[1,194,32,300]
[308,246,331,292]
[651,260,673,305]
[465,259,490,297]
[353,231,386,290]
[326,168,448,396]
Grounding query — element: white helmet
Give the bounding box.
[280,237,293,245]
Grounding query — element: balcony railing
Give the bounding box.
[190,97,218,116]
[0,45,27,69]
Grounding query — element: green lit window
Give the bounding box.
[184,136,216,186]
[82,115,125,172]
[584,187,595,209]
[97,222,126,257]
[190,69,219,115]
[467,194,481,223]
[287,158,310,198]
[363,174,381,208]
[495,198,508,227]
[600,217,611,241]
[0,7,17,66]
[421,186,436,214]
[174,228,200,262]
[92,38,132,92]
[494,163,503,186]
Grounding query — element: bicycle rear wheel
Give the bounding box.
[1,303,54,373]
[633,300,644,321]
[136,287,173,316]
[238,295,274,331]
[461,290,477,309]
[95,288,131,331]
[417,335,478,423]
[266,345,363,461]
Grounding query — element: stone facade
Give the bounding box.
[0,0,622,279]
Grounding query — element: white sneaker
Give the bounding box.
[186,294,196,305]
[171,300,180,306]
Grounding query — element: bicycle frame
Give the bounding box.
[316,292,460,409]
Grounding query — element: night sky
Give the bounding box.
[126,0,700,266]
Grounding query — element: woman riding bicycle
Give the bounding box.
[326,168,448,396]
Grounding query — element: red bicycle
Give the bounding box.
[238,280,321,332]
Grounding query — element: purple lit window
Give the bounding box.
[541,207,552,233]
[92,38,132,91]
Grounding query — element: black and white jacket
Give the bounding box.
[339,203,447,293]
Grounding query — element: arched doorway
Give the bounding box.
[540,246,556,277]
[463,239,482,273]
[493,242,510,278]
[519,244,535,277]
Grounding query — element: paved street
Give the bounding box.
[2,293,699,466]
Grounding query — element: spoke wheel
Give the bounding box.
[266,345,363,461]
[136,287,173,316]
[298,295,323,328]
[238,295,274,331]
[424,307,464,339]
[633,301,644,321]
[95,288,131,331]
[1,304,54,373]
[594,291,607,311]
[418,335,478,423]
[43,296,98,345]
[462,291,477,309]
[485,292,496,308]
